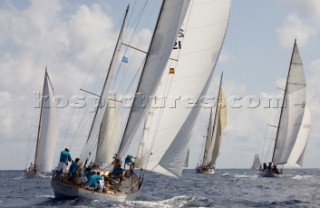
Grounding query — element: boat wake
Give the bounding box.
[124,196,209,208]
[291,175,313,180]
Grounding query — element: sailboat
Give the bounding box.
[196,74,227,174]
[24,68,58,178]
[51,1,189,201]
[259,40,311,177]
[251,154,261,169]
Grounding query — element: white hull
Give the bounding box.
[51,170,141,202]
[196,166,215,174]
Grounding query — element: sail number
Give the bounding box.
[173,29,184,50]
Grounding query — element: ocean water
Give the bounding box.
[0,169,319,207]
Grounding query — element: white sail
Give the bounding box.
[80,7,129,163]
[286,106,311,167]
[272,41,307,165]
[138,0,231,177]
[95,98,121,164]
[251,154,262,169]
[118,0,190,157]
[34,70,59,174]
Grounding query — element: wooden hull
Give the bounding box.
[196,166,215,174]
[51,170,141,202]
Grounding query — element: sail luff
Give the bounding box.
[118,0,189,157]
[80,6,129,163]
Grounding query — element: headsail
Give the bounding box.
[286,106,311,167]
[137,0,231,177]
[80,6,129,163]
[272,40,307,165]
[34,69,59,174]
[118,0,190,157]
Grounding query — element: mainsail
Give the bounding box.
[34,69,59,174]
[251,154,262,169]
[272,40,309,165]
[136,0,231,177]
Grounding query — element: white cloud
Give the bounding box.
[283,0,320,21]
[277,13,317,48]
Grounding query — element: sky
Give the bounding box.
[0,0,319,170]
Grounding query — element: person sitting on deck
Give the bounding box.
[111,163,124,184]
[68,158,80,183]
[86,171,102,191]
[75,163,88,185]
[124,155,136,170]
[56,148,72,182]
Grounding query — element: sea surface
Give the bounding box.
[0,169,319,208]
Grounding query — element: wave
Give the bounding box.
[291,175,313,180]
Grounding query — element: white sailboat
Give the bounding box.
[51,1,189,201]
[24,68,58,178]
[196,74,227,174]
[259,40,311,177]
[251,154,261,170]
[134,0,231,178]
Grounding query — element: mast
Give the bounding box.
[84,6,129,145]
[34,68,47,168]
[272,39,297,163]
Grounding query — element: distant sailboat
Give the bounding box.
[251,154,261,169]
[24,68,58,178]
[51,1,189,201]
[259,40,311,177]
[196,74,227,174]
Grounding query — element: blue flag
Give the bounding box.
[122,56,128,63]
